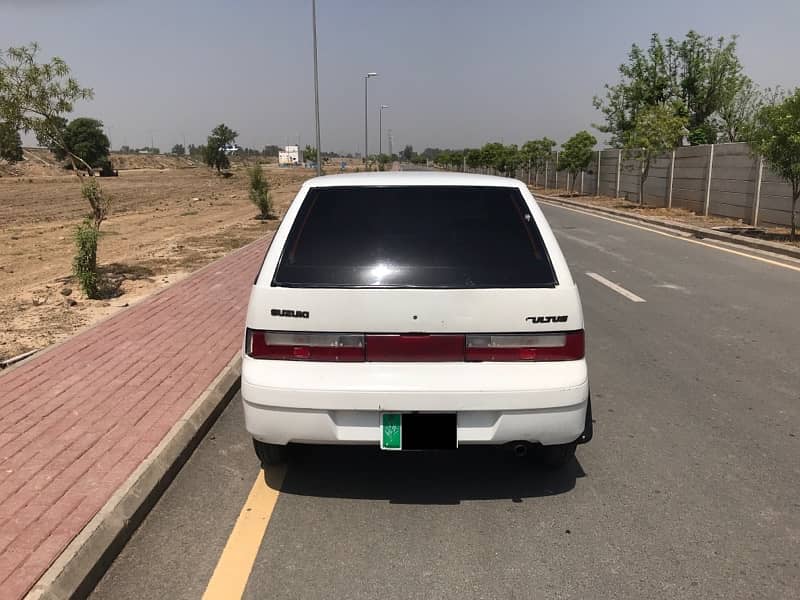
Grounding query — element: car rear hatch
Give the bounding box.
[246,185,583,361]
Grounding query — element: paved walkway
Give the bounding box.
[0,238,269,599]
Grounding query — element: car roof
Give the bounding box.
[301,171,525,188]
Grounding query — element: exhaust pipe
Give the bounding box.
[512,443,528,457]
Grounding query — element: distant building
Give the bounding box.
[278,145,303,166]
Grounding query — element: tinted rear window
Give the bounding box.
[273,186,557,288]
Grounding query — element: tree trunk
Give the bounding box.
[792,189,798,242]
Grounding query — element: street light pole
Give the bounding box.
[379,105,389,156]
[311,0,322,176]
[364,72,377,165]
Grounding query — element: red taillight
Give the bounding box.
[246,329,584,362]
[465,331,584,362]
[365,335,464,361]
[246,329,365,362]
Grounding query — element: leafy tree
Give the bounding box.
[0,121,22,163]
[0,44,96,173]
[624,105,688,206]
[119,144,131,153]
[0,43,110,297]
[594,31,746,146]
[303,145,316,161]
[715,81,781,143]
[520,137,556,180]
[465,148,483,170]
[204,123,237,173]
[400,145,414,161]
[750,89,800,240]
[171,143,185,156]
[559,131,597,193]
[45,117,110,169]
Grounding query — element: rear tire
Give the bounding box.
[536,442,577,470]
[253,439,288,466]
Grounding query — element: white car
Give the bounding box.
[242,172,591,468]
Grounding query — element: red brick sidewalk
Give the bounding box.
[0,237,268,599]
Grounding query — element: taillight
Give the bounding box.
[246,329,584,362]
[465,331,584,362]
[246,329,365,362]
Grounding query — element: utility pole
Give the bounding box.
[311,0,322,175]
[364,72,377,164]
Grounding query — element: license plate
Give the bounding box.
[380,413,456,451]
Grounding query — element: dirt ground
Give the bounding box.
[0,156,316,362]
[531,186,799,247]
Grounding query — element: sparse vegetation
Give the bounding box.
[248,163,274,219]
[73,218,100,298]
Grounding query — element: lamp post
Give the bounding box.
[364,72,377,165]
[311,0,322,175]
[379,105,389,156]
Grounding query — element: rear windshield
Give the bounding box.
[272,186,557,288]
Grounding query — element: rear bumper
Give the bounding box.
[243,399,589,446]
[241,356,590,446]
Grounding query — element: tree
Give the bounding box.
[400,145,414,161]
[624,104,688,206]
[0,121,22,163]
[750,89,800,240]
[119,145,131,153]
[248,163,274,219]
[303,145,316,161]
[0,44,96,173]
[521,137,556,181]
[171,143,185,156]
[594,31,747,146]
[465,148,483,170]
[204,123,237,173]
[715,81,781,143]
[0,43,110,298]
[559,131,597,193]
[44,117,110,169]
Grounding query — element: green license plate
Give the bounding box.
[381,413,402,450]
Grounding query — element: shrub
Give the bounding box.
[81,177,111,227]
[248,164,274,219]
[73,219,99,298]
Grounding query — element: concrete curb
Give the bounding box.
[23,353,243,600]
[534,193,800,261]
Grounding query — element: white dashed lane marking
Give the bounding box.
[585,272,647,303]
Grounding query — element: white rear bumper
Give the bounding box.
[241,356,589,446]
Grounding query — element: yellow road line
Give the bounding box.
[203,469,283,600]
[541,200,800,274]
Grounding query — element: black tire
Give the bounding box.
[253,439,288,466]
[536,442,577,470]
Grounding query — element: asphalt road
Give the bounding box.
[90,202,800,600]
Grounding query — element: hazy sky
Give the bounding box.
[3,0,799,154]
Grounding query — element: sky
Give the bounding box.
[2,0,799,154]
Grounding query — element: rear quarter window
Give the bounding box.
[272,185,557,288]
